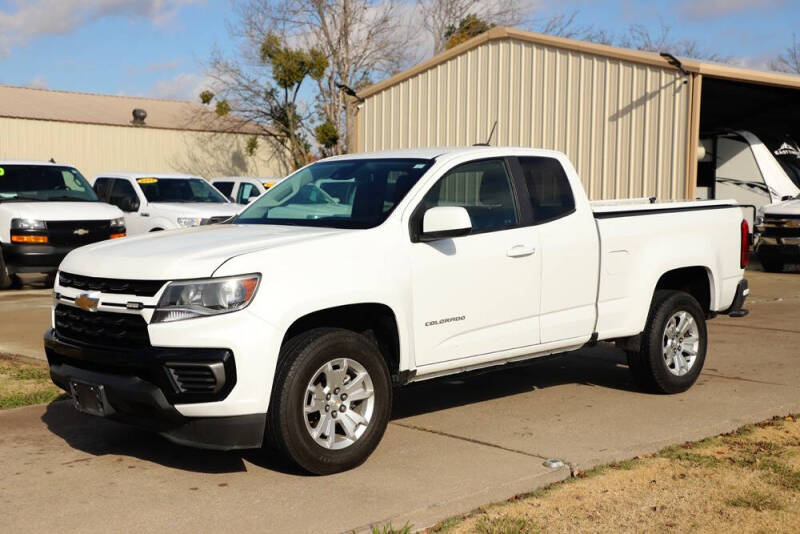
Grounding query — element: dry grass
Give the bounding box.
[0,356,64,409]
[430,415,800,534]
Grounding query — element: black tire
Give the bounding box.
[267,328,392,475]
[758,254,784,273]
[627,290,707,394]
[0,251,14,290]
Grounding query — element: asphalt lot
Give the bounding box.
[1,267,799,532]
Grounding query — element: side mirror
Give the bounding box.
[420,206,472,241]
[120,197,140,212]
[781,195,796,202]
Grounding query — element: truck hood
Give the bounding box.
[763,198,800,217]
[148,202,241,218]
[0,201,122,220]
[59,224,347,280]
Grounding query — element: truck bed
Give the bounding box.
[591,199,739,218]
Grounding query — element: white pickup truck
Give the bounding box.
[46,147,749,474]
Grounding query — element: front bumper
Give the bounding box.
[45,329,265,450]
[1,242,75,273]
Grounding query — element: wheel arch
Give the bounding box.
[281,303,403,383]
[652,265,714,313]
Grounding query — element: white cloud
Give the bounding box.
[679,0,789,20]
[0,0,204,57]
[147,71,211,100]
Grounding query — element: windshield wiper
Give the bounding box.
[0,196,44,202]
[48,196,93,202]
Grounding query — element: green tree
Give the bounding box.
[443,14,494,50]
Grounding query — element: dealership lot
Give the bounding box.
[1,269,799,532]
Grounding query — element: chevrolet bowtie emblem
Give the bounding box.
[75,293,100,312]
[73,228,89,236]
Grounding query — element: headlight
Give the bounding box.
[177,217,204,228]
[11,218,46,231]
[151,274,260,323]
[110,217,125,230]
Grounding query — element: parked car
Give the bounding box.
[697,130,800,226]
[211,177,283,205]
[0,160,125,289]
[754,138,800,272]
[47,147,749,474]
[92,173,241,234]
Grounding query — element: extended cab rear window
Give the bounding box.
[0,165,98,202]
[518,157,575,223]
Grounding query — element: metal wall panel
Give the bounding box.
[0,118,283,180]
[357,38,691,200]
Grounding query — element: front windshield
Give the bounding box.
[0,164,98,202]
[776,156,800,191]
[236,158,434,229]
[137,177,228,203]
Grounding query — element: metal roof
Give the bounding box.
[358,26,800,99]
[0,84,261,134]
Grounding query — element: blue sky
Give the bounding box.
[0,0,796,101]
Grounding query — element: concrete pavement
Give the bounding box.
[0,270,799,532]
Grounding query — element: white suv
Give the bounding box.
[92,173,241,234]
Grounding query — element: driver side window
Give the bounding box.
[420,159,519,233]
[110,179,139,212]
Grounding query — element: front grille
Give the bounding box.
[46,220,111,246]
[204,216,233,225]
[166,363,225,394]
[54,304,150,349]
[59,272,166,297]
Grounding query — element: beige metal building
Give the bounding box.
[354,27,800,201]
[0,85,282,180]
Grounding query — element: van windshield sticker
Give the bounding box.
[0,167,4,176]
[137,177,158,184]
[413,163,426,169]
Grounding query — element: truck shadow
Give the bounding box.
[41,344,636,475]
[40,401,303,475]
[391,343,640,419]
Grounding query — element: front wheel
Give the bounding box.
[267,328,392,475]
[627,290,707,394]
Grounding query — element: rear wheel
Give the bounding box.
[627,290,707,394]
[758,254,784,273]
[267,328,392,475]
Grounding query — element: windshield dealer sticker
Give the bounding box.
[137,177,158,184]
[0,167,4,176]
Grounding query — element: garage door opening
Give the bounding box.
[695,76,800,210]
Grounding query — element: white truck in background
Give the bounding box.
[47,147,749,474]
[211,177,283,205]
[0,161,125,289]
[92,173,241,234]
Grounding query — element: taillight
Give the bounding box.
[740,219,749,269]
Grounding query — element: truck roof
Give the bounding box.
[92,172,203,180]
[0,159,78,167]
[323,146,565,161]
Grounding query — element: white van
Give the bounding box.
[211,177,283,205]
[0,161,125,289]
[92,173,241,234]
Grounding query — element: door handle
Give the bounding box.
[140,212,149,217]
[507,244,536,258]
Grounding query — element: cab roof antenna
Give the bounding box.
[473,120,498,146]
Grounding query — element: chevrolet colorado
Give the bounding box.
[46,147,750,474]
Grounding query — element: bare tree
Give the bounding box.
[418,0,529,55]
[770,33,800,74]
[617,20,725,61]
[233,0,413,156]
[532,10,613,45]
